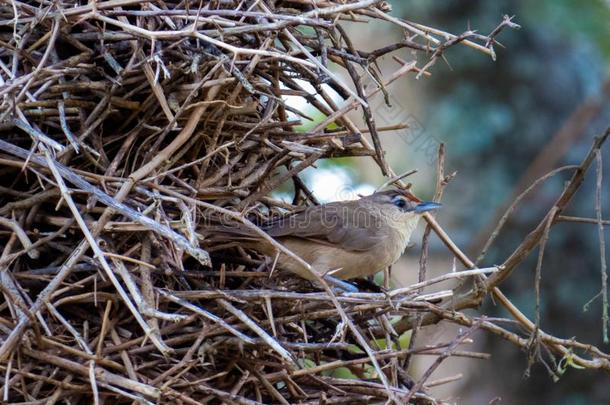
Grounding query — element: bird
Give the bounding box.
[209,189,441,287]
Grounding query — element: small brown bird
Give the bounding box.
[215,189,440,286]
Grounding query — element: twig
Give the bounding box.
[595,150,608,343]
[0,216,39,259]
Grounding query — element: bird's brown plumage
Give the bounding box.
[207,190,434,280]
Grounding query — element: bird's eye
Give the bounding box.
[392,197,407,209]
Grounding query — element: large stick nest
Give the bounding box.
[0,1,522,403]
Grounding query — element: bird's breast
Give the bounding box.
[382,215,421,264]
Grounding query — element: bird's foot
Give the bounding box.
[351,277,384,293]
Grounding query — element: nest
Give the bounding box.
[0,1,518,403]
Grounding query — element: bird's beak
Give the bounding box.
[414,201,442,213]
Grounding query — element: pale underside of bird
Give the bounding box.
[207,189,441,282]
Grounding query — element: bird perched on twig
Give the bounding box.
[210,189,440,288]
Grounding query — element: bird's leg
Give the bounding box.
[323,275,359,293]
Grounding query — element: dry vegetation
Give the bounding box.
[0,0,607,403]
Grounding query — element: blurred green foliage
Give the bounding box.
[527,0,610,57]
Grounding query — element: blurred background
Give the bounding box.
[285,0,610,403]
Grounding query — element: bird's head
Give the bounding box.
[366,189,441,232]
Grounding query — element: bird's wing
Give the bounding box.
[262,202,386,252]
